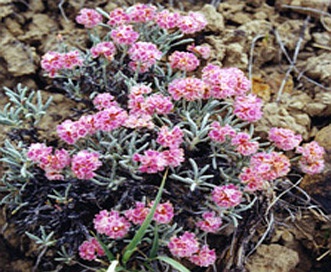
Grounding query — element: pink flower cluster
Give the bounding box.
[127,3,157,23]
[168,232,216,267]
[79,238,105,261]
[233,94,263,123]
[41,51,83,77]
[231,132,259,156]
[128,42,162,73]
[269,127,302,151]
[208,122,236,143]
[201,64,250,99]
[169,51,200,72]
[212,184,242,208]
[187,44,211,60]
[111,25,139,45]
[27,143,70,180]
[124,201,174,225]
[168,77,206,101]
[90,41,117,61]
[178,12,208,34]
[196,211,222,233]
[249,152,291,181]
[155,10,180,30]
[157,126,184,149]
[76,8,103,28]
[296,141,325,175]
[107,8,130,26]
[239,167,264,192]
[71,150,102,180]
[93,210,131,239]
[92,93,117,110]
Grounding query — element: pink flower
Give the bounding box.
[79,238,105,261]
[162,148,185,168]
[187,44,211,59]
[130,84,153,96]
[155,10,180,30]
[128,94,149,115]
[71,150,102,180]
[111,25,139,45]
[145,94,173,115]
[94,106,128,132]
[250,152,291,181]
[189,245,216,267]
[168,232,200,258]
[62,51,83,70]
[168,77,205,101]
[90,42,117,61]
[27,143,52,162]
[133,149,167,173]
[178,12,207,34]
[239,167,265,192]
[46,149,71,171]
[77,114,98,136]
[57,119,80,144]
[296,141,325,175]
[107,8,130,26]
[123,113,155,129]
[269,127,302,151]
[231,132,259,156]
[128,42,162,72]
[76,8,102,28]
[125,202,150,225]
[94,210,131,239]
[233,94,263,122]
[212,184,242,208]
[196,212,222,233]
[128,3,157,23]
[169,51,200,72]
[152,201,174,224]
[93,93,117,110]
[157,126,184,149]
[41,51,64,77]
[208,122,236,143]
[202,64,250,99]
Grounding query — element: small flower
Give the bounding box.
[189,245,216,267]
[93,93,117,110]
[71,150,102,180]
[94,210,131,239]
[130,84,153,96]
[123,113,155,129]
[212,184,242,208]
[187,44,211,59]
[152,201,174,224]
[208,122,236,143]
[178,12,207,34]
[79,238,105,261]
[168,77,205,101]
[41,51,64,77]
[155,10,180,30]
[125,202,150,225]
[168,232,200,258]
[169,51,200,72]
[133,149,167,173]
[76,8,102,28]
[62,51,83,69]
[111,25,139,45]
[269,127,302,151]
[196,212,222,233]
[231,132,259,156]
[57,119,80,144]
[157,126,184,149]
[296,141,325,175]
[94,106,128,132]
[233,94,263,122]
[145,94,174,115]
[107,8,130,26]
[27,143,53,162]
[90,42,117,61]
[239,167,265,192]
[162,148,185,168]
[127,3,157,23]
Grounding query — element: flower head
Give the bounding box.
[155,10,180,29]
[269,127,302,151]
[196,212,222,233]
[212,184,242,208]
[189,245,216,267]
[208,122,236,143]
[71,150,102,180]
[157,126,184,149]
[133,150,167,173]
[152,201,174,224]
[111,25,139,45]
[76,8,102,28]
[178,12,207,34]
[231,132,259,156]
[296,141,325,174]
[233,94,263,122]
[107,8,130,26]
[125,202,150,225]
[168,77,205,101]
[79,238,105,261]
[169,51,200,72]
[90,42,117,61]
[128,3,157,23]
[168,232,200,258]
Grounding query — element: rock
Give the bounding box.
[205,36,226,62]
[246,244,299,272]
[201,4,225,33]
[300,53,331,83]
[238,20,272,37]
[277,0,330,18]
[312,32,331,47]
[231,12,252,25]
[223,43,248,69]
[0,0,13,19]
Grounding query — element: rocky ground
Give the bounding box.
[0,0,331,271]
